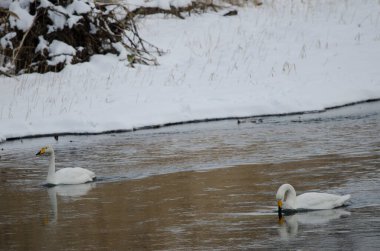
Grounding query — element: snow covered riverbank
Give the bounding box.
[1,0,380,142]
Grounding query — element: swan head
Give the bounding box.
[276,184,297,213]
[36,146,54,156]
[276,192,284,216]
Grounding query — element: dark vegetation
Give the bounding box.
[0,0,261,76]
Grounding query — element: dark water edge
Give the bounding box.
[3,98,379,143]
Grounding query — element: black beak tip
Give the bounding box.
[278,207,282,216]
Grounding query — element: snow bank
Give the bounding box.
[0,32,17,49]
[1,0,380,142]
[67,0,93,15]
[8,1,35,32]
[47,40,76,66]
[44,1,94,33]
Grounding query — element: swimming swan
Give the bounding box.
[36,146,96,186]
[276,184,350,214]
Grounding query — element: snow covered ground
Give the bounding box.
[1,0,380,142]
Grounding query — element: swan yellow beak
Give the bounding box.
[36,147,46,156]
[277,199,283,209]
[277,199,283,216]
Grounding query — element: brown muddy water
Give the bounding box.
[0,101,379,250]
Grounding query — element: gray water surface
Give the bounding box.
[0,101,379,250]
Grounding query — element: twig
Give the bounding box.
[12,15,37,65]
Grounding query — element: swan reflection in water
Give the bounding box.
[278,209,351,240]
[46,183,96,224]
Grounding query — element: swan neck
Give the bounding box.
[277,184,297,209]
[47,151,56,180]
[285,185,297,208]
[287,185,296,199]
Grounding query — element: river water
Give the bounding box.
[0,101,379,250]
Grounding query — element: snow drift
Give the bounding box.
[0,0,380,142]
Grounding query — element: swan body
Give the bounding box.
[276,184,350,212]
[36,146,96,186]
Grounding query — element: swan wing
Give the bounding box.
[54,167,96,185]
[296,192,350,210]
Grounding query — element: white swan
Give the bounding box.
[36,146,96,186]
[276,184,350,213]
